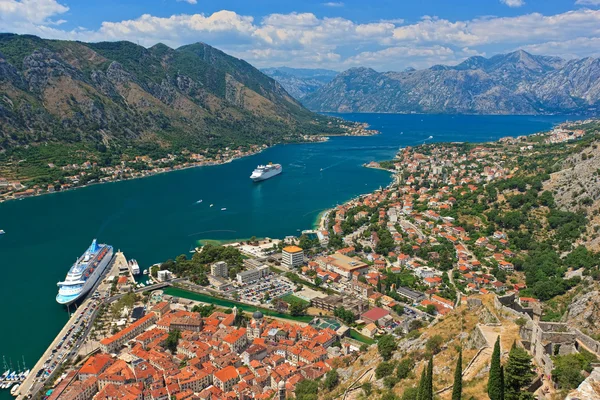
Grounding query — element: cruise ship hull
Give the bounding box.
[56,246,114,306]
[251,168,282,182]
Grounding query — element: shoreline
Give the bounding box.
[0,132,369,206]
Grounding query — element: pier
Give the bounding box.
[14,255,120,400]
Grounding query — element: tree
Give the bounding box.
[396,358,414,380]
[504,343,535,400]
[164,329,181,352]
[452,349,462,400]
[376,361,395,379]
[416,366,427,400]
[295,379,319,400]
[377,334,397,361]
[289,299,306,316]
[324,369,339,390]
[552,350,596,389]
[426,335,444,355]
[425,356,433,400]
[401,387,419,400]
[488,336,503,400]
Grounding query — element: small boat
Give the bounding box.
[320,168,323,172]
[210,204,213,207]
[10,383,20,396]
[143,269,148,275]
[196,199,203,204]
[0,230,5,235]
[221,208,227,211]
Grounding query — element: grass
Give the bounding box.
[281,294,309,306]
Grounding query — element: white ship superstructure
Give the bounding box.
[250,163,282,182]
[128,259,141,275]
[56,239,113,305]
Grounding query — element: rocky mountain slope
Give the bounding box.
[261,67,337,99]
[0,34,340,153]
[303,50,600,115]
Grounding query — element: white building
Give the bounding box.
[282,246,304,268]
[157,270,173,282]
[237,266,269,284]
[211,261,229,278]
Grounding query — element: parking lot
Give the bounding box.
[238,276,294,304]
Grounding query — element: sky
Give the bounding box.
[1,0,600,71]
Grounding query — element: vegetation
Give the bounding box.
[504,344,535,400]
[377,334,397,361]
[452,349,462,400]
[488,337,503,400]
[164,329,181,353]
[295,379,319,400]
[323,369,339,390]
[552,349,597,390]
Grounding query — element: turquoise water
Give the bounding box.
[0,114,568,398]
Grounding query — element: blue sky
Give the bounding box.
[2,0,600,71]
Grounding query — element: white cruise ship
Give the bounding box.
[56,239,114,305]
[250,163,282,182]
[128,259,141,275]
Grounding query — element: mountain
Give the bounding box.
[261,67,338,99]
[303,50,600,115]
[0,34,343,156]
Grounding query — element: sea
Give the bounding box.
[0,113,569,397]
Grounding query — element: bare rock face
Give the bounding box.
[564,289,600,335]
[303,50,600,115]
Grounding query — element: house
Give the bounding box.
[361,307,391,325]
[361,323,378,338]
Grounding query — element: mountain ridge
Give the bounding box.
[0,34,342,155]
[301,50,600,115]
[261,66,338,99]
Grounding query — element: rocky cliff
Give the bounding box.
[302,50,600,115]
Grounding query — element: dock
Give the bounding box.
[15,254,120,400]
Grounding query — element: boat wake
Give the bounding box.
[188,229,237,237]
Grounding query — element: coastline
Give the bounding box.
[0,127,379,206]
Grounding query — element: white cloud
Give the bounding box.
[500,0,525,7]
[575,0,600,5]
[2,3,600,71]
[177,0,198,4]
[322,2,344,7]
[0,0,68,24]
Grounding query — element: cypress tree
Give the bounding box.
[451,348,462,400]
[425,356,434,400]
[500,365,505,400]
[416,365,427,400]
[488,336,503,400]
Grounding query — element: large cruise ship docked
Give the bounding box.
[250,163,282,182]
[56,239,114,306]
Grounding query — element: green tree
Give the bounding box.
[324,369,339,390]
[552,350,597,389]
[295,379,319,400]
[452,349,462,400]
[426,335,444,355]
[164,329,181,352]
[377,334,397,361]
[376,361,395,379]
[396,358,414,380]
[504,343,535,400]
[488,336,503,400]
[425,356,433,400]
[289,299,306,316]
[416,366,427,400]
[401,387,419,400]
